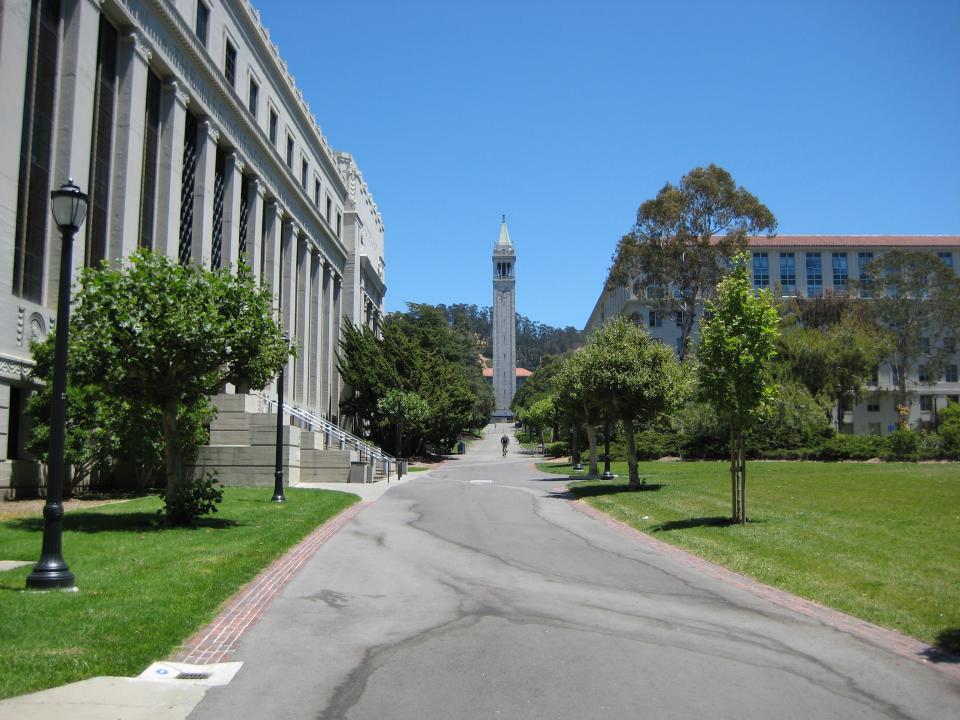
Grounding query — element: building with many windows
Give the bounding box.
[585,236,960,434]
[0,0,387,493]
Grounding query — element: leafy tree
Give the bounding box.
[939,403,960,458]
[522,396,557,445]
[377,389,429,457]
[554,352,604,474]
[608,164,777,359]
[776,311,890,419]
[696,253,780,524]
[338,303,493,454]
[62,251,289,514]
[854,250,960,413]
[578,317,688,489]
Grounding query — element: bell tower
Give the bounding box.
[492,215,517,419]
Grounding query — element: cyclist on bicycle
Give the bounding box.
[500,434,509,457]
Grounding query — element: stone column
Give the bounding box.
[109,29,151,262]
[261,201,282,310]
[331,272,343,422]
[52,0,102,291]
[294,235,310,404]
[221,151,245,270]
[308,250,321,409]
[156,80,189,261]
[245,178,264,279]
[320,261,332,417]
[191,119,218,267]
[280,220,298,400]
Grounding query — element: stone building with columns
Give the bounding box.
[0,0,387,492]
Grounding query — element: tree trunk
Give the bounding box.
[730,427,739,523]
[624,417,640,489]
[738,436,746,524]
[586,425,599,475]
[395,422,403,457]
[161,398,184,502]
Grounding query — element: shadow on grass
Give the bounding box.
[921,629,960,663]
[650,516,768,532]
[569,483,664,498]
[6,511,239,534]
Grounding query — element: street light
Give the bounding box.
[272,334,289,503]
[26,180,88,591]
[601,421,614,480]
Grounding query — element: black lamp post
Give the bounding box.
[272,335,289,503]
[835,382,843,433]
[601,420,614,480]
[26,180,88,591]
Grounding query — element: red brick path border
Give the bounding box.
[567,495,960,682]
[174,501,368,664]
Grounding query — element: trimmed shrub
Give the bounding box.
[885,429,920,461]
[810,434,887,461]
[545,441,568,457]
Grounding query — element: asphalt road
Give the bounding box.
[190,425,959,719]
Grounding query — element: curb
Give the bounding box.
[174,501,368,664]
[568,498,960,682]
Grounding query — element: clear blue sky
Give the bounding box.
[256,0,960,329]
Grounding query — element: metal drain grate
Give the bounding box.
[176,672,212,680]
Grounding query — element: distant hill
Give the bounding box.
[434,303,584,371]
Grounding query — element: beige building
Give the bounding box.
[0,0,387,493]
[586,236,960,434]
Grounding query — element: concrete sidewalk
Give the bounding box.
[0,476,416,720]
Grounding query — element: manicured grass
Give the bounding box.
[0,487,358,699]
[539,460,960,653]
[406,466,430,473]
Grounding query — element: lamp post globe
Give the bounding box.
[26,180,88,591]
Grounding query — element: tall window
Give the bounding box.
[779,252,796,296]
[648,310,662,328]
[858,251,874,297]
[325,196,332,223]
[13,0,61,302]
[286,134,293,167]
[939,251,954,270]
[211,147,225,269]
[946,364,959,383]
[805,252,822,298]
[179,112,199,265]
[336,211,342,238]
[832,252,848,290]
[195,1,209,45]
[224,40,237,87]
[752,252,769,289]
[314,178,320,206]
[268,107,278,144]
[86,16,119,268]
[238,176,250,260]
[139,70,162,250]
[248,78,258,118]
[301,158,308,188]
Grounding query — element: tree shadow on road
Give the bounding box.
[920,629,960,663]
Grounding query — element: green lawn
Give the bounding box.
[0,487,358,699]
[539,460,960,654]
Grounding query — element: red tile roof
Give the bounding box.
[482,367,533,378]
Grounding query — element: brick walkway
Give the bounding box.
[567,495,960,682]
[174,501,368,664]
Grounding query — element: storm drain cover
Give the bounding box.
[176,672,212,680]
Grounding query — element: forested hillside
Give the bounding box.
[435,303,584,370]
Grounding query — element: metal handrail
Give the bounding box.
[256,393,397,474]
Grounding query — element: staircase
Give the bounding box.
[191,393,398,487]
